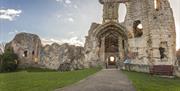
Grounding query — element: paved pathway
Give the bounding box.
[55,69,136,91]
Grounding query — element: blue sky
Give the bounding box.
[0,0,180,49]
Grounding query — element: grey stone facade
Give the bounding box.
[5,0,177,74]
[84,0,176,71]
[5,33,42,68]
[41,43,88,71]
[6,33,88,71]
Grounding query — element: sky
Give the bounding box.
[0,0,179,49]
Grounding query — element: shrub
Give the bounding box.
[0,49,18,72]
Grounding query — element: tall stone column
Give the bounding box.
[100,37,106,67]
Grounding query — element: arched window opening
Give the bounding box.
[122,40,125,49]
[118,4,127,22]
[32,50,35,56]
[154,0,160,10]
[159,41,168,60]
[24,51,28,57]
[159,47,165,59]
[133,20,143,38]
[105,34,119,53]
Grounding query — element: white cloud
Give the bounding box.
[8,29,19,35]
[65,0,71,4]
[73,5,78,9]
[56,14,75,23]
[42,38,63,45]
[56,0,71,4]
[62,37,84,46]
[42,37,84,46]
[57,14,62,18]
[0,9,22,21]
[68,17,74,22]
[69,32,75,34]
[56,0,63,2]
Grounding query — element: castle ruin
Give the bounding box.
[85,0,176,72]
[5,0,177,73]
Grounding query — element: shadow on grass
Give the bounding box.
[16,67,57,72]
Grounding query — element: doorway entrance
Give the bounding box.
[95,23,128,69]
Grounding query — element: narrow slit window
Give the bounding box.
[154,0,160,10]
[32,51,35,56]
[122,40,125,49]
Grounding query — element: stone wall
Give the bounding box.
[84,0,176,71]
[3,0,177,74]
[129,64,150,73]
[6,33,88,71]
[84,23,101,67]
[5,32,42,68]
[41,43,88,71]
[124,0,176,66]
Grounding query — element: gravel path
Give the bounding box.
[55,69,136,91]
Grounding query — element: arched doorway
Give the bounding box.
[104,30,119,68]
[94,22,128,68]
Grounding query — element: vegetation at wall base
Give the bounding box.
[0,48,18,72]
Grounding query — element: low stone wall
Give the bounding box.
[129,64,150,73]
[174,66,180,77]
[128,65,180,77]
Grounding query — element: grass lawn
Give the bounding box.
[0,68,101,91]
[123,71,180,91]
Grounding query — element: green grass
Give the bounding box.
[16,67,57,72]
[123,71,180,91]
[0,68,101,91]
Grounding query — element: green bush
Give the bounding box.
[0,49,18,72]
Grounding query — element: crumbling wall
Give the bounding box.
[124,0,176,67]
[6,33,88,71]
[147,0,176,65]
[41,43,88,71]
[84,23,101,67]
[5,32,42,68]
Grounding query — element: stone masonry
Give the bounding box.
[6,33,88,71]
[5,0,177,74]
[85,0,176,72]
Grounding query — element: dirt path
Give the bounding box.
[55,69,136,91]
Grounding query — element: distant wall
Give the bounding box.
[128,64,150,73]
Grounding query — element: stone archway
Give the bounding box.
[93,22,128,68]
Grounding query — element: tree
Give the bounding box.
[0,55,2,70]
[0,48,18,72]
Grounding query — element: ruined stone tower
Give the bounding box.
[85,0,176,72]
